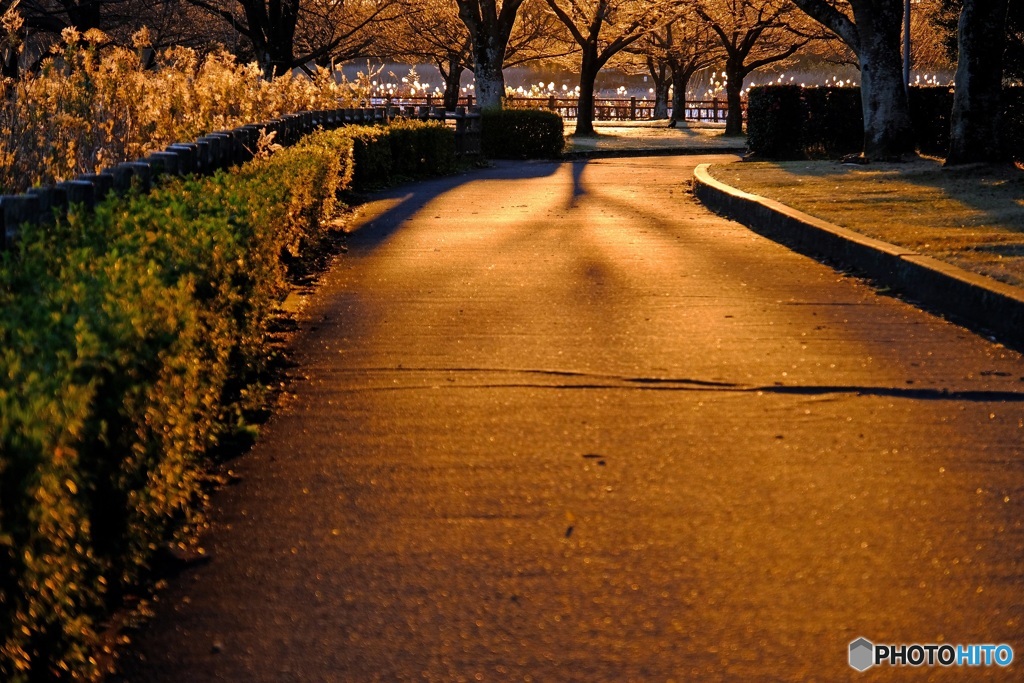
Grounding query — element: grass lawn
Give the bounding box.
[706,158,1024,289]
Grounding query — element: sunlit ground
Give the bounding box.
[708,158,1024,288]
[564,119,737,153]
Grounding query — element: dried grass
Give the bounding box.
[0,25,366,193]
[707,158,1024,288]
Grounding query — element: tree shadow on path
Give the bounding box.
[569,160,588,208]
[345,161,563,251]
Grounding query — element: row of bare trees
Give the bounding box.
[456,0,1018,161]
[788,0,1014,163]
[1,0,1018,161]
[457,0,840,136]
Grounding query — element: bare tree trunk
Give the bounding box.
[789,0,916,159]
[648,60,670,119]
[947,0,1010,164]
[724,59,745,136]
[474,65,503,109]
[858,23,915,158]
[241,0,300,79]
[574,50,599,136]
[2,48,18,80]
[440,55,465,111]
[457,0,526,110]
[64,0,103,32]
[669,87,684,127]
[266,43,296,79]
[653,79,669,119]
[472,45,505,109]
[668,65,695,128]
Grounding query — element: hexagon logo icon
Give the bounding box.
[849,637,874,671]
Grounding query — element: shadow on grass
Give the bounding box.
[752,157,1024,234]
[721,157,1024,286]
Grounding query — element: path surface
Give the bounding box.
[565,120,742,154]
[120,156,1024,681]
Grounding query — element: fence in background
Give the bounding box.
[376,95,743,123]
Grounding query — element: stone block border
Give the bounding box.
[1,104,480,249]
[693,163,1024,348]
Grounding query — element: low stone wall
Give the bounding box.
[1,105,481,249]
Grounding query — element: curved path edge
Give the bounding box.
[693,163,1024,348]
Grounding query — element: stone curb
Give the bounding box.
[692,163,1024,347]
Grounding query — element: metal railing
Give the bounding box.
[376,95,743,123]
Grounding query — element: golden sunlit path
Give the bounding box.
[1,0,1021,677]
[117,155,1024,681]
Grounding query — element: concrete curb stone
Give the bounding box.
[692,163,1024,347]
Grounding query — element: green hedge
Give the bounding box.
[349,119,456,189]
[388,118,458,179]
[908,87,953,156]
[1005,91,1024,163]
[481,109,564,159]
[905,87,1023,158]
[801,87,863,158]
[747,85,862,159]
[0,118,455,681]
[0,128,353,681]
[747,85,1024,160]
[348,125,394,189]
[746,85,804,159]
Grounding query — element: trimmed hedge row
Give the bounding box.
[481,109,565,159]
[746,85,805,159]
[908,87,954,157]
[0,119,452,681]
[348,119,457,189]
[747,85,1024,160]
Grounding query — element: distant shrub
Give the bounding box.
[349,119,458,189]
[748,85,862,158]
[909,85,1024,160]
[481,109,564,159]
[748,85,1023,161]
[388,119,457,179]
[346,126,394,189]
[908,87,954,156]
[746,85,804,159]
[802,87,863,158]
[1002,86,1024,162]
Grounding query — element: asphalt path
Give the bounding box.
[119,156,1024,681]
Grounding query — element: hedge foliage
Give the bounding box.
[746,85,804,159]
[0,118,454,681]
[801,87,864,158]
[747,85,1024,161]
[388,119,458,180]
[348,119,457,189]
[481,109,565,159]
[908,87,954,156]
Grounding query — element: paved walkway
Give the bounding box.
[564,120,743,155]
[119,156,1024,681]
